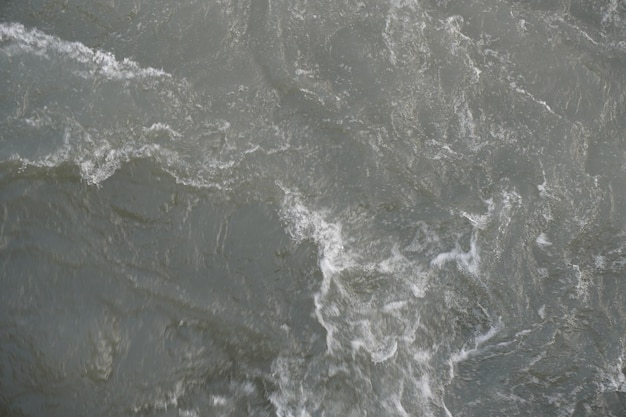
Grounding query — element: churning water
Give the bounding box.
[2,1,626,416]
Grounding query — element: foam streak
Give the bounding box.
[0,22,170,80]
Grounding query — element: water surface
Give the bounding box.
[2,1,626,416]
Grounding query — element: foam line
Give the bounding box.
[0,22,170,80]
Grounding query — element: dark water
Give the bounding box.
[2,1,626,416]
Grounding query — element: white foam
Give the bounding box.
[601,0,623,28]
[431,232,480,275]
[501,189,522,217]
[383,300,408,312]
[537,169,552,199]
[78,143,179,185]
[538,304,546,320]
[0,22,170,80]
[455,96,479,145]
[143,123,182,139]
[444,15,470,55]
[11,118,188,185]
[279,191,429,365]
[510,81,556,115]
[572,264,590,301]
[448,318,503,378]
[410,349,430,363]
[370,339,398,363]
[431,195,502,274]
[535,233,552,248]
[474,320,502,346]
[461,198,495,230]
[278,189,355,353]
[417,374,433,399]
[275,190,443,416]
[0,24,197,185]
[131,380,186,413]
[269,356,312,417]
[209,395,228,407]
[603,354,626,393]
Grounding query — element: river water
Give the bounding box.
[1,1,626,416]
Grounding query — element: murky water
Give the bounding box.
[2,1,626,416]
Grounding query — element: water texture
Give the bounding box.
[1,1,626,416]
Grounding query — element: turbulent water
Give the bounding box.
[2,0,626,416]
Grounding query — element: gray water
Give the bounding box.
[1,0,626,416]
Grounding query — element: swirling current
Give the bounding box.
[1,1,626,416]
